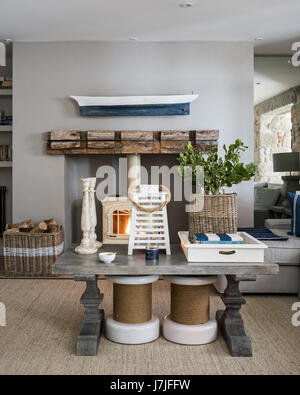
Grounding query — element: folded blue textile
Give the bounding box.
[193,233,244,244]
[238,227,289,241]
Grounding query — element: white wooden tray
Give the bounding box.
[178,231,268,263]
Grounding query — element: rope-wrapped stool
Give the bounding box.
[163,276,218,345]
[105,275,159,344]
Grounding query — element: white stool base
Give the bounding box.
[163,315,218,345]
[106,315,160,344]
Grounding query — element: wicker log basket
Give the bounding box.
[3,221,63,277]
[188,193,237,239]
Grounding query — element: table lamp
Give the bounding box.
[273,152,300,209]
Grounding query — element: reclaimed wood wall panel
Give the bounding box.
[47,130,219,155]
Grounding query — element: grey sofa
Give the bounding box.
[240,219,300,295]
[216,218,300,295]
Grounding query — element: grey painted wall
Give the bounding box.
[13,41,254,246]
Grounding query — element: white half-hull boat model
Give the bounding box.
[70,94,199,116]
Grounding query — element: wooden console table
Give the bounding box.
[52,245,279,357]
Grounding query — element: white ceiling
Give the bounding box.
[0,0,299,54]
[254,57,300,104]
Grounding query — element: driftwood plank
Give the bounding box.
[47,148,89,155]
[160,141,187,153]
[50,141,81,149]
[195,142,217,151]
[196,130,219,141]
[161,131,191,141]
[87,130,115,140]
[118,141,155,153]
[161,141,216,154]
[196,140,218,147]
[87,141,115,149]
[121,131,153,141]
[49,130,81,140]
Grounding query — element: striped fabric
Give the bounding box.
[288,192,300,237]
[238,227,289,241]
[3,242,64,257]
[193,233,243,244]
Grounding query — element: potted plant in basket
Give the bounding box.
[177,139,257,236]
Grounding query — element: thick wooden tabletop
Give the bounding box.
[52,245,279,276]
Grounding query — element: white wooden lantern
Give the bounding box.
[128,184,171,255]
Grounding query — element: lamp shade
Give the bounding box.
[273,152,300,172]
[0,42,6,67]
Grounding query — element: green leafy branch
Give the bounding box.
[177,139,257,195]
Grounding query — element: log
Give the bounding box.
[44,218,57,225]
[31,221,48,233]
[10,219,34,229]
[19,227,32,233]
[46,224,58,233]
[5,228,19,234]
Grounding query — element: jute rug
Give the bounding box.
[0,279,299,375]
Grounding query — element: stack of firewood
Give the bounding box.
[6,218,59,233]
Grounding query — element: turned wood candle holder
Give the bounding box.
[75,177,102,254]
[105,275,159,344]
[163,276,218,345]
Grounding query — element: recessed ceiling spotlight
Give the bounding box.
[254,37,264,41]
[180,2,193,8]
[129,37,137,41]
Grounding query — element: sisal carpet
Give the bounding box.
[0,279,299,375]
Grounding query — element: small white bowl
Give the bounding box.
[99,252,117,263]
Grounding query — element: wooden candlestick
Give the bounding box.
[75,178,98,255]
[88,177,102,250]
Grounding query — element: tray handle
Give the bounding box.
[219,250,236,255]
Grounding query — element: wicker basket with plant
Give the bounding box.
[178,139,257,238]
